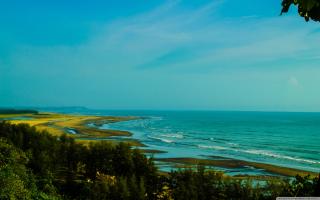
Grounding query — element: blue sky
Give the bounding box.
[1,0,320,111]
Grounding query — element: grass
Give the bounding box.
[76,138,145,147]
[0,113,34,119]
[0,112,144,146]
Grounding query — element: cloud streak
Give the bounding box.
[2,0,320,110]
[7,0,320,73]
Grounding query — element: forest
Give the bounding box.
[0,109,38,114]
[0,121,319,200]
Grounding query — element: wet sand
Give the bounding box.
[155,157,318,177]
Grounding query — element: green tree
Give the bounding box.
[281,0,320,22]
[0,138,34,199]
[116,177,130,200]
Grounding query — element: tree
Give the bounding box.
[0,139,33,199]
[281,0,320,22]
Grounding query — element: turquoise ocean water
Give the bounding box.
[53,109,320,174]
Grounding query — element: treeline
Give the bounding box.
[0,109,38,114]
[0,121,319,200]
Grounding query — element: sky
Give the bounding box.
[1,0,320,111]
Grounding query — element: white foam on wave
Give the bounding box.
[147,136,174,143]
[241,149,320,164]
[149,116,163,120]
[198,142,320,165]
[198,145,229,150]
[227,142,239,146]
[160,134,184,139]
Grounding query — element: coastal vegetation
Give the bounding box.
[0,109,38,114]
[0,112,143,146]
[281,0,320,22]
[0,121,319,199]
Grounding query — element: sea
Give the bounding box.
[45,108,320,175]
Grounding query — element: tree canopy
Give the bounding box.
[281,0,320,22]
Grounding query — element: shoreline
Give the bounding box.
[0,112,144,146]
[0,112,318,178]
[155,157,318,177]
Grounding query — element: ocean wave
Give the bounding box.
[209,137,231,142]
[227,142,239,146]
[147,136,174,143]
[241,149,320,164]
[198,145,229,150]
[160,134,184,139]
[198,143,320,164]
[148,116,164,121]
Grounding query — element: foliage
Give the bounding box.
[0,138,33,199]
[0,109,38,114]
[0,121,319,199]
[281,0,320,22]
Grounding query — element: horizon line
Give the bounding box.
[3,106,320,114]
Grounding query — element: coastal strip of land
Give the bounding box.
[0,111,318,178]
[0,112,144,147]
[155,157,319,177]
